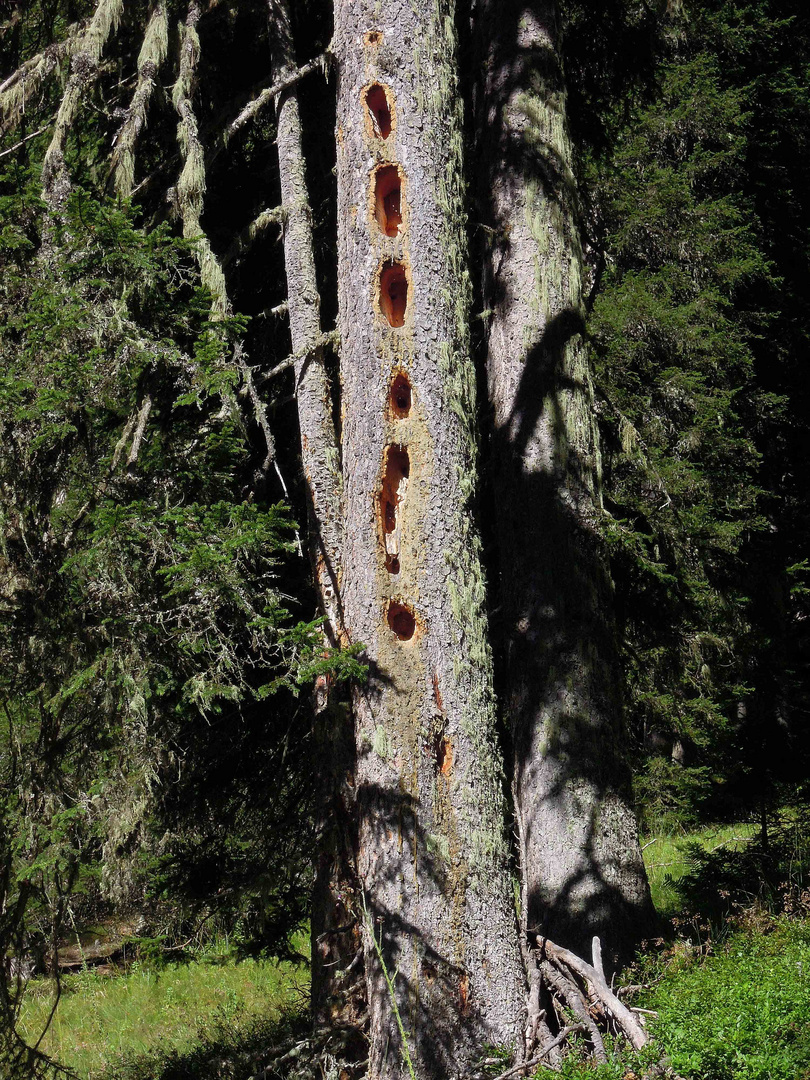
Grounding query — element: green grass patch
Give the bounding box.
[642,822,757,918]
[18,936,310,1079]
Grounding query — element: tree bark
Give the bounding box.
[333,2,526,1075]
[473,0,653,967]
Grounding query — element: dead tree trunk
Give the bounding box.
[473,0,654,967]
[333,2,526,1075]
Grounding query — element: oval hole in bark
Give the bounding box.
[374,165,403,236]
[380,445,409,539]
[387,601,416,641]
[380,262,408,327]
[364,84,392,139]
[389,373,411,418]
[385,555,400,574]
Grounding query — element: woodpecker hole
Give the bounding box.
[374,165,403,236]
[364,84,392,140]
[380,445,409,539]
[387,601,416,641]
[385,555,400,575]
[379,261,408,327]
[365,30,382,46]
[389,372,411,418]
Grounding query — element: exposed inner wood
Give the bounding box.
[379,261,408,327]
[386,600,416,640]
[389,372,411,418]
[374,164,403,236]
[380,444,409,565]
[364,83,392,139]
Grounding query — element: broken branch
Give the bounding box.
[224,52,326,144]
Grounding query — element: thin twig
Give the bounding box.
[0,120,52,158]
[488,1025,587,1080]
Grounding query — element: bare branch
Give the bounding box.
[256,300,288,320]
[1,27,80,135]
[539,957,607,1064]
[224,52,326,144]
[108,3,168,197]
[236,344,275,471]
[41,0,125,208]
[126,395,153,469]
[539,936,649,1051]
[0,120,52,159]
[255,332,338,389]
[172,0,229,319]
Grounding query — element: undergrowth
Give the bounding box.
[17,937,309,1080]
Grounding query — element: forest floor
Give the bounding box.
[17,826,810,1080]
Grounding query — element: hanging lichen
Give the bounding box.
[109,3,169,198]
[41,0,125,207]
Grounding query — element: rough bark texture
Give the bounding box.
[474,0,653,967]
[334,2,525,1076]
[269,0,362,1028]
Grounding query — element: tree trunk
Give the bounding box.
[333,1,525,1075]
[473,0,653,967]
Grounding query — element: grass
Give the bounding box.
[17,935,310,1079]
[643,917,810,1080]
[642,821,757,917]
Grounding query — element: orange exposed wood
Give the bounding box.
[364,83,392,139]
[387,600,416,640]
[379,261,408,326]
[373,164,403,236]
[389,372,411,418]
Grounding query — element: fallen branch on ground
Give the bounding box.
[538,935,649,1051]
